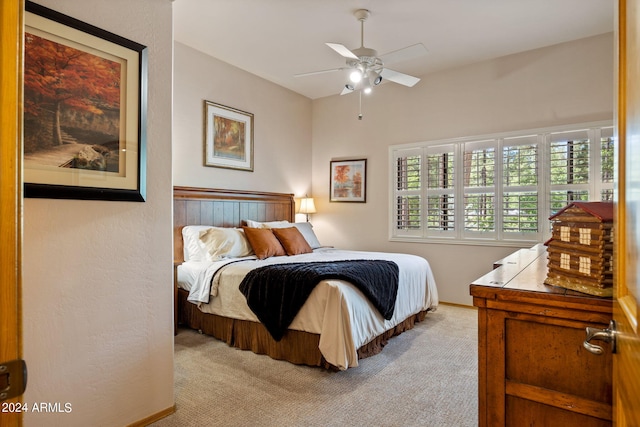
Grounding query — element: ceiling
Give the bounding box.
[173,0,613,100]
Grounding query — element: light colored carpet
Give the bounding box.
[152,304,478,427]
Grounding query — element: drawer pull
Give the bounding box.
[583,320,617,355]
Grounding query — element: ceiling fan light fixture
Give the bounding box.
[373,74,383,85]
[344,83,355,91]
[362,80,372,94]
[349,69,362,83]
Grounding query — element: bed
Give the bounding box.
[173,186,439,370]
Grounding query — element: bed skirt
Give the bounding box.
[177,288,428,370]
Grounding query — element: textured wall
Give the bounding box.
[22,0,174,425]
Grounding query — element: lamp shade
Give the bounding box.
[298,197,316,214]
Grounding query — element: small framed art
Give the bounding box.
[23,1,147,201]
[204,101,254,171]
[330,159,367,202]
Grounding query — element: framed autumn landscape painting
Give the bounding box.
[204,101,254,171]
[23,1,147,201]
[330,159,367,202]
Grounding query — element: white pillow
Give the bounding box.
[199,227,253,261]
[292,222,321,249]
[182,225,214,261]
[245,219,290,229]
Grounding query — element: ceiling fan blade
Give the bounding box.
[294,68,343,78]
[326,43,359,60]
[379,43,428,65]
[380,68,421,87]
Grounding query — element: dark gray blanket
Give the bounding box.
[239,260,399,341]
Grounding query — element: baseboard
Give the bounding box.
[438,301,477,310]
[127,404,176,427]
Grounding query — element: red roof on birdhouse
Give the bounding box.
[549,201,614,222]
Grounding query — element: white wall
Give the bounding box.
[310,33,614,305]
[22,1,174,426]
[173,42,313,198]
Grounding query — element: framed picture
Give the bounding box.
[204,101,254,171]
[330,159,367,202]
[23,1,147,202]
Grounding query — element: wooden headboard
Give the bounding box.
[173,186,295,263]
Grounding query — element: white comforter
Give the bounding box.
[177,248,438,370]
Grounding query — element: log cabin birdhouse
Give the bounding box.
[544,201,614,297]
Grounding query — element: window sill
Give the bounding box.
[389,236,543,248]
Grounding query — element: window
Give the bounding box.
[394,148,421,234]
[600,127,615,201]
[396,149,422,230]
[390,122,614,245]
[463,141,496,235]
[425,145,455,236]
[549,130,590,219]
[502,136,539,237]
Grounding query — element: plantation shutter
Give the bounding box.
[549,129,590,217]
[463,140,497,238]
[425,144,456,237]
[393,147,422,236]
[502,135,540,239]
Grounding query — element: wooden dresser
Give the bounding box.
[470,245,613,427]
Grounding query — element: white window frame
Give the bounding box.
[389,120,613,247]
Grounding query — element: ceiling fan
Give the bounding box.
[295,9,428,96]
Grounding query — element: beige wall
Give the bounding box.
[22,0,174,425]
[173,42,313,198]
[310,33,614,305]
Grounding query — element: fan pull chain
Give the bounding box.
[358,90,363,120]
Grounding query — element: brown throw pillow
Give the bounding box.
[242,227,286,260]
[272,227,313,256]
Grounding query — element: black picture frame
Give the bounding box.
[23,1,147,201]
